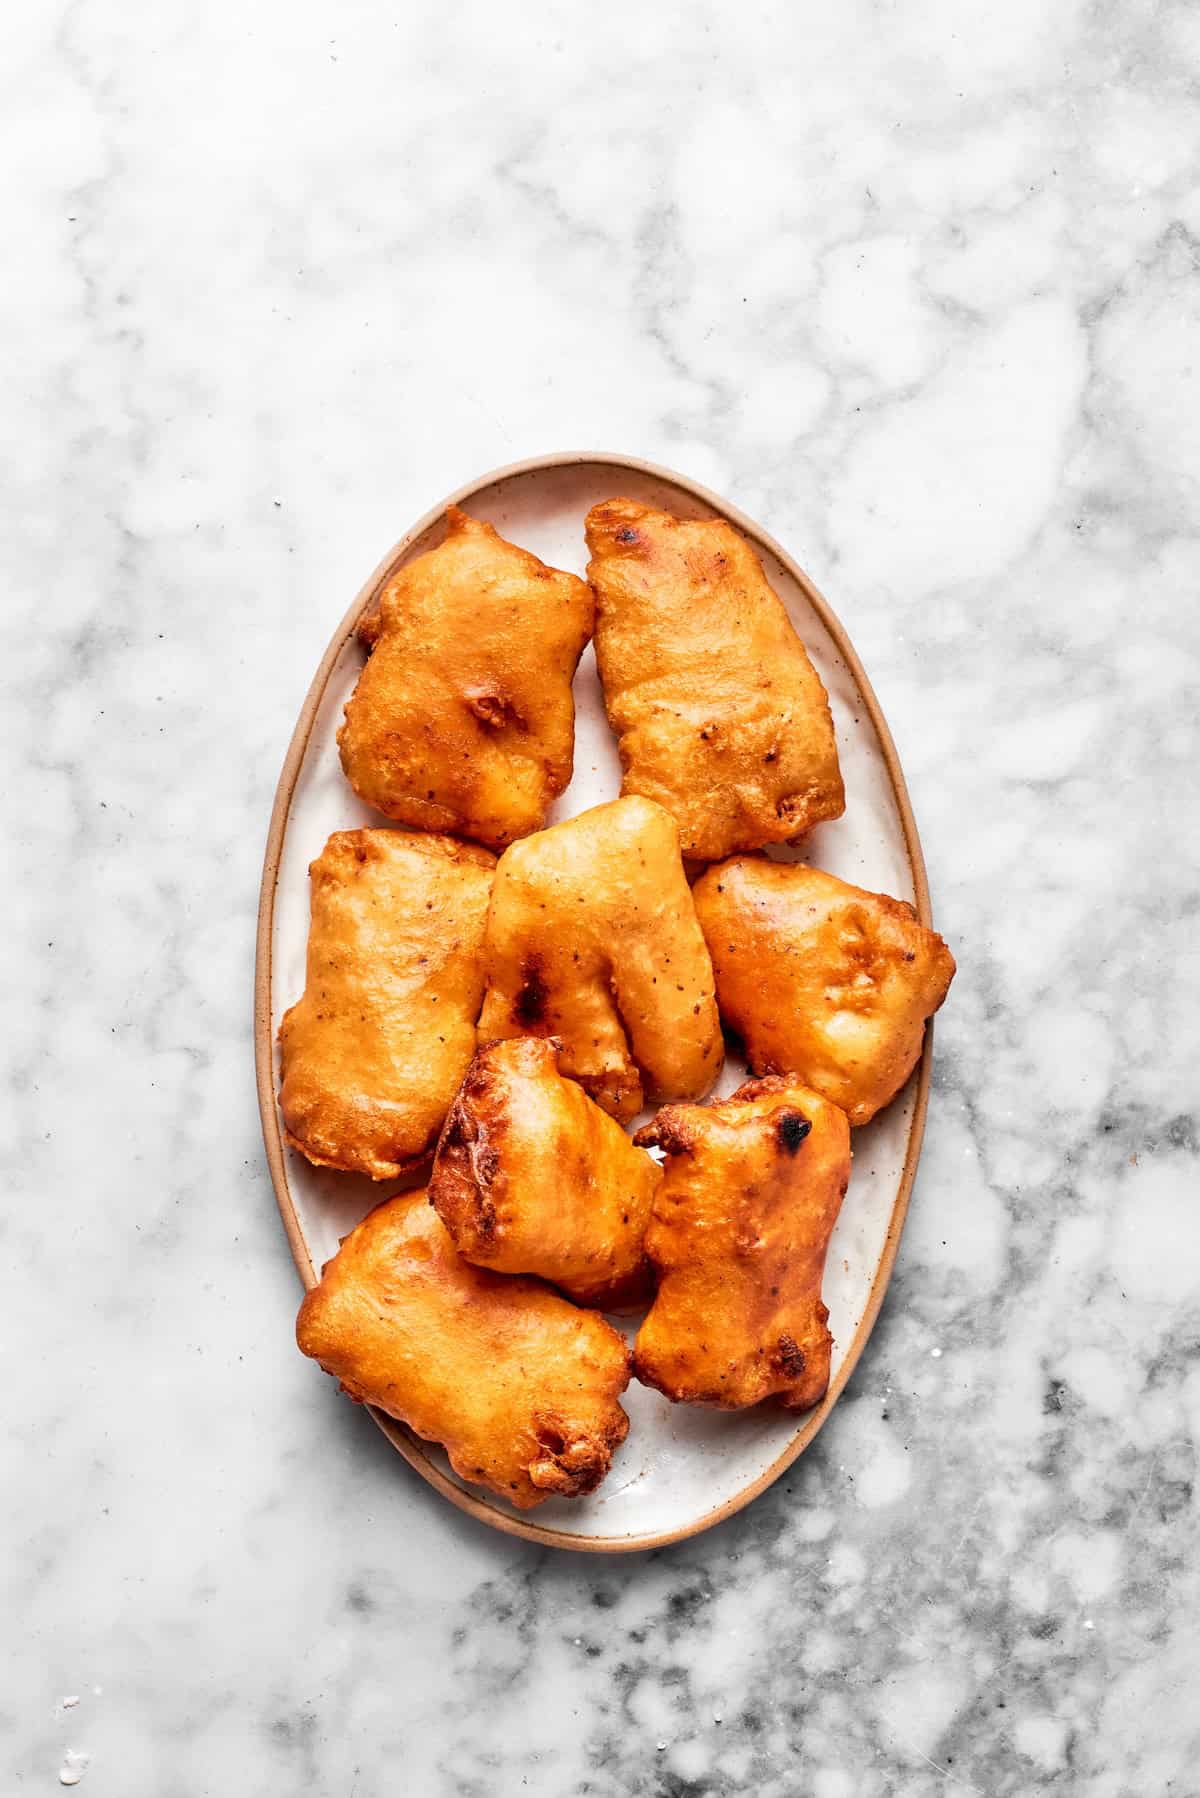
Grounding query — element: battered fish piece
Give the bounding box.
[476,796,723,1122]
[296,1192,632,1509]
[585,499,845,863]
[430,1037,661,1308]
[338,507,593,851]
[693,857,956,1126]
[279,829,494,1179]
[633,1078,852,1410]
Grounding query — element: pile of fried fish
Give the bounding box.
[280,499,955,1512]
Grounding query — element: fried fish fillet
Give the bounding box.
[279,829,494,1179]
[585,499,845,863]
[429,1036,661,1308]
[476,796,723,1122]
[338,507,593,851]
[296,1192,632,1509]
[633,1078,852,1410]
[693,857,956,1126]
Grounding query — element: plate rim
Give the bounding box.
[254,449,935,1553]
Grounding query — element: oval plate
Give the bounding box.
[255,452,934,1552]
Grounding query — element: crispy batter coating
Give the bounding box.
[585,499,845,863]
[338,507,594,851]
[430,1037,661,1309]
[279,829,494,1179]
[633,1078,852,1410]
[476,796,723,1122]
[296,1192,632,1508]
[693,857,956,1126]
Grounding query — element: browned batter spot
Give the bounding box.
[776,1110,812,1154]
[465,688,517,730]
[514,959,549,1025]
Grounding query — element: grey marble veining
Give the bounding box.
[4,1,1199,1792]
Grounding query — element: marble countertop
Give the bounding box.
[7,2,1199,1792]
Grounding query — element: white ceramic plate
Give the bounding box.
[256,452,934,1551]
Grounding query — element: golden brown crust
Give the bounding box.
[633,1078,852,1411]
[585,499,844,863]
[475,796,724,1122]
[278,829,494,1179]
[429,1037,660,1309]
[338,508,594,851]
[692,857,956,1126]
[295,1192,632,1508]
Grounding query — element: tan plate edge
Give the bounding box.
[253,450,936,1554]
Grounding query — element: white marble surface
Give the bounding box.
[4,1,1199,1791]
